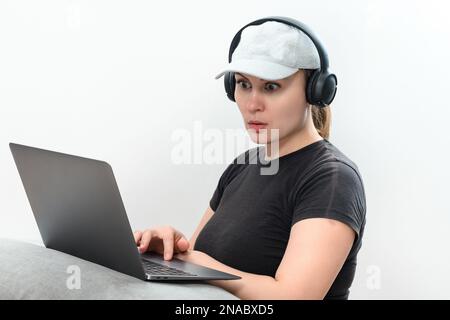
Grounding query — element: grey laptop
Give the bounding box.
[9,142,240,281]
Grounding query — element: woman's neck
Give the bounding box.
[264,124,323,161]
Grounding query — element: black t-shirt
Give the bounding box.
[194,138,366,300]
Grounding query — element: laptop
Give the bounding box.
[9,142,240,281]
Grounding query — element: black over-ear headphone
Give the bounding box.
[224,16,337,108]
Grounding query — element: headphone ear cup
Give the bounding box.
[306,70,320,106]
[307,70,337,108]
[224,72,236,102]
[320,72,337,106]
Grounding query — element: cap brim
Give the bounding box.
[214,59,299,81]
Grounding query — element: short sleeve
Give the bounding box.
[209,162,235,211]
[209,150,246,211]
[209,149,251,211]
[290,161,366,239]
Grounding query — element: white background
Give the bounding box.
[1,0,449,299]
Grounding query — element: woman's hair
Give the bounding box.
[303,69,332,139]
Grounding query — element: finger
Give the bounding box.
[161,231,175,260]
[133,231,142,245]
[176,236,190,252]
[139,230,153,253]
[173,230,189,252]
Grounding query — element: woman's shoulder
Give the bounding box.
[313,139,363,181]
[289,140,367,217]
[286,139,366,196]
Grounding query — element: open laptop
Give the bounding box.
[9,142,240,281]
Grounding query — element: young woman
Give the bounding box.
[134,17,366,300]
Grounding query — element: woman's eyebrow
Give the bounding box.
[235,72,249,79]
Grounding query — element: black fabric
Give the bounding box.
[194,138,366,300]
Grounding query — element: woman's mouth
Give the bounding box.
[248,121,268,132]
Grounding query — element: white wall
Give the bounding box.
[1,0,449,299]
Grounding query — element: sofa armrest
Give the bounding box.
[0,238,239,300]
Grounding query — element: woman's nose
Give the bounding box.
[245,91,265,112]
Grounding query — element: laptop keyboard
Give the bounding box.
[142,259,196,276]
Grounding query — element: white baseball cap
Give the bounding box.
[214,21,320,81]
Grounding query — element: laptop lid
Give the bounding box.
[9,143,146,280]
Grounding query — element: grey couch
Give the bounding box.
[0,238,239,300]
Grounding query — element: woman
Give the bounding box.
[134,17,366,300]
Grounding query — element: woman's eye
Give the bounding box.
[237,80,250,89]
[265,83,280,91]
[236,80,280,92]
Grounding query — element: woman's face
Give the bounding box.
[234,70,310,145]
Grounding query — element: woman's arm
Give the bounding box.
[176,217,355,299]
[271,217,355,299]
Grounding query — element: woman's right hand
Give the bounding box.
[133,226,190,260]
